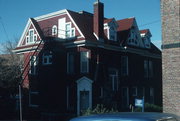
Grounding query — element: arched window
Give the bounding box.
[52,25,57,35]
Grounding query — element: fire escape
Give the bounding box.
[18,27,75,121]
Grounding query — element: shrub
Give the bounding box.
[134,103,162,112]
[82,104,118,116]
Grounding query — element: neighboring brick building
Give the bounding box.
[14,0,162,120]
[161,0,180,116]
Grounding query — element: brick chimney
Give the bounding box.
[93,0,104,41]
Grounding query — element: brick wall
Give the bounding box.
[161,0,180,116]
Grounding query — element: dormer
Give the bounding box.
[104,18,119,41]
[126,18,144,47]
[140,29,152,49]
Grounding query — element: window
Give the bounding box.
[26,29,37,44]
[29,30,34,42]
[109,26,117,41]
[71,28,75,37]
[109,69,119,91]
[66,86,69,110]
[144,60,148,78]
[66,23,71,38]
[42,51,52,65]
[149,61,153,77]
[132,87,137,96]
[121,56,128,76]
[122,87,129,108]
[67,52,75,74]
[29,91,39,107]
[52,25,57,35]
[29,56,38,75]
[80,51,89,73]
[144,60,153,78]
[150,88,154,104]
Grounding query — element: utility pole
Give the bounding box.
[19,84,23,121]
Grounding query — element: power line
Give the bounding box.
[0,17,10,41]
[139,19,160,27]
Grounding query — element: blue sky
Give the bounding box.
[0,0,161,49]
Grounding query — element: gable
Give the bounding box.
[17,9,85,49]
[17,19,42,47]
[126,19,144,48]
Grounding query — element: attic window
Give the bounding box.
[65,22,75,38]
[26,29,37,44]
[52,25,57,35]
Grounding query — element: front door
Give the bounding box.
[80,91,89,112]
[77,77,93,115]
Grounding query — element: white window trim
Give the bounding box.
[109,69,119,91]
[29,56,38,75]
[80,51,89,73]
[65,22,71,38]
[42,53,52,65]
[52,25,58,35]
[71,27,75,37]
[26,29,37,44]
[29,91,39,108]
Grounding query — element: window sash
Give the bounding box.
[42,53,52,65]
[29,56,38,75]
[29,30,34,42]
[80,51,89,73]
[121,56,128,76]
[67,53,75,74]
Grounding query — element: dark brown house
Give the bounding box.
[14,0,162,120]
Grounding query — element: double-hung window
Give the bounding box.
[29,56,38,75]
[109,69,119,91]
[144,60,153,78]
[121,56,128,76]
[65,23,71,38]
[26,29,37,44]
[80,51,89,73]
[42,51,52,65]
[67,52,75,74]
[65,22,75,38]
[29,91,39,107]
[52,25,57,35]
[150,88,154,104]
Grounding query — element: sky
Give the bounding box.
[0,0,161,50]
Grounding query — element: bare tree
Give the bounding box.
[0,39,22,97]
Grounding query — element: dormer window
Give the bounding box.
[52,25,57,35]
[109,26,117,41]
[26,29,37,44]
[65,22,75,38]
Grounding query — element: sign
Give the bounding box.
[135,99,143,107]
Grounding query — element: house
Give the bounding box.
[14,0,162,120]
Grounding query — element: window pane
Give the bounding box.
[144,60,148,77]
[29,30,34,42]
[66,24,71,38]
[121,56,128,76]
[67,53,75,74]
[81,52,89,73]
